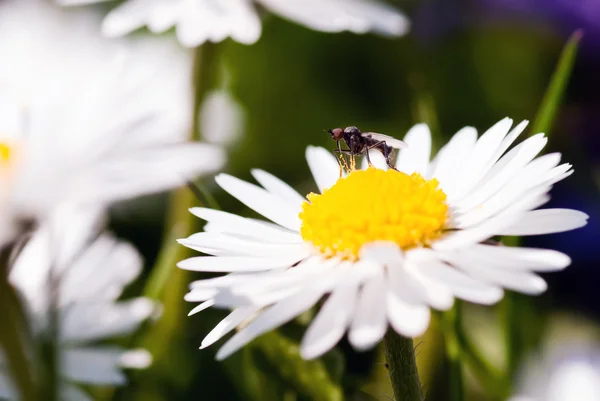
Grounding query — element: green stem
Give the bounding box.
[442,304,464,401]
[383,330,423,401]
[142,42,217,302]
[43,265,60,401]
[0,244,37,401]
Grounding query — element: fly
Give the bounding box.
[327,126,407,173]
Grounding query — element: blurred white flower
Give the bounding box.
[200,89,245,147]
[510,343,600,401]
[58,0,410,47]
[0,206,156,400]
[0,1,225,245]
[178,118,588,360]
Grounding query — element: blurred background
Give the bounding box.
[2,0,600,400]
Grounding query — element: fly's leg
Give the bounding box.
[333,144,352,176]
[365,141,399,171]
[364,145,373,167]
[381,142,399,171]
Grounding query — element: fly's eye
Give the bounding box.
[330,128,344,140]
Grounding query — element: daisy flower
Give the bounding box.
[0,1,225,245]
[178,117,588,360]
[0,206,156,400]
[510,344,600,401]
[57,0,410,47]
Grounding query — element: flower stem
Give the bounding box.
[442,304,464,401]
[0,243,37,401]
[43,263,60,401]
[142,42,217,301]
[383,330,423,401]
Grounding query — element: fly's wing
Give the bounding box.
[362,132,407,149]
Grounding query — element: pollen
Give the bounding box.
[299,168,449,260]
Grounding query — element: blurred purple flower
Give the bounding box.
[482,0,600,39]
[414,0,600,52]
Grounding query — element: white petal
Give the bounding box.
[386,291,430,338]
[542,164,573,186]
[61,298,155,343]
[251,169,306,210]
[216,174,301,231]
[184,287,218,302]
[454,133,547,211]
[175,0,261,47]
[417,261,504,305]
[486,119,529,171]
[360,241,404,265]
[396,123,431,175]
[258,0,409,36]
[463,263,546,294]
[190,273,257,289]
[306,146,340,193]
[146,1,181,33]
[460,244,571,272]
[61,347,129,385]
[429,126,477,191]
[58,0,111,6]
[216,288,326,360]
[361,244,451,309]
[211,259,350,308]
[10,208,141,323]
[177,256,301,272]
[348,272,387,351]
[101,0,147,37]
[452,179,552,229]
[452,152,564,227]
[188,299,215,316]
[449,118,513,201]
[200,307,260,349]
[189,207,302,243]
[59,234,143,306]
[396,260,455,311]
[226,257,335,296]
[434,211,521,251]
[119,349,152,369]
[73,144,226,205]
[178,232,310,258]
[189,269,294,291]
[301,280,359,359]
[210,285,302,309]
[443,251,548,295]
[496,209,589,236]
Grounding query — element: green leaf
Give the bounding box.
[226,346,296,401]
[253,331,344,401]
[531,30,583,136]
[321,347,345,385]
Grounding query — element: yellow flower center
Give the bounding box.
[299,168,449,260]
[0,142,12,164]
